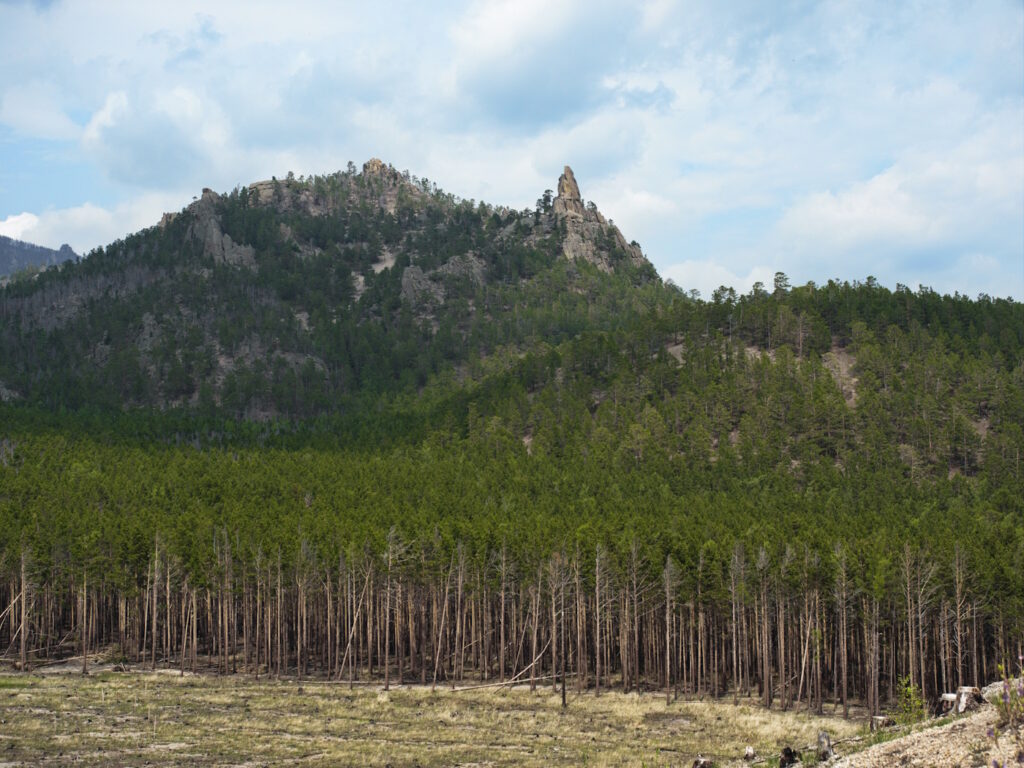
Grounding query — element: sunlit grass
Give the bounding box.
[0,672,865,766]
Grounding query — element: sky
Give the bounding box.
[0,0,1021,300]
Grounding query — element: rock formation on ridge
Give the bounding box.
[551,165,647,272]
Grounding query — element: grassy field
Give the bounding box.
[0,670,866,767]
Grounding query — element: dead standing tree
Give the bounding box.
[663,555,680,705]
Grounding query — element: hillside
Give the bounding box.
[0,234,76,279]
[0,160,657,415]
[0,160,1022,724]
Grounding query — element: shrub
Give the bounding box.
[893,675,927,727]
[988,657,1024,767]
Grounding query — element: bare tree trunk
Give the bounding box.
[530,576,539,692]
[180,579,189,676]
[835,546,849,718]
[631,543,641,694]
[594,545,602,697]
[454,547,465,689]
[191,586,198,672]
[432,557,452,692]
[560,569,567,708]
[953,545,967,688]
[730,544,742,704]
[385,536,393,691]
[276,553,282,678]
[151,543,159,670]
[141,559,151,665]
[916,559,936,701]
[757,547,771,708]
[500,546,508,683]
[665,556,677,705]
[549,556,559,693]
[80,571,87,675]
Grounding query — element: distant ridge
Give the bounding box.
[0,234,77,277]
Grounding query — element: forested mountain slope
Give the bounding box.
[0,234,76,279]
[0,160,655,414]
[0,160,1022,716]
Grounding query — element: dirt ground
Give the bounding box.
[834,689,1022,768]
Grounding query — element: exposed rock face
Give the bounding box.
[248,180,277,205]
[361,158,418,213]
[551,165,647,272]
[553,166,585,217]
[185,190,256,268]
[400,251,484,308]
[436,251,485,286]
[247,178,328,216]
[400,265,444,305]
[0,380,20,402]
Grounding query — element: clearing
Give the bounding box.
[0,670,863,766]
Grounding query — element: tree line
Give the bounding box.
[0,433,1020,714]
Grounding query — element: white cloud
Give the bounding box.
[80,87,239,188]
[639,0,677,34]
[0,82,80,140]
[0,1,1020,301]
[448,0,577,63]
[662,260,776,299]
[778,170,936,250]
[0,212,41,241]
[0,193,188,254]
[82,91,129,145]
[774,112,1024,284]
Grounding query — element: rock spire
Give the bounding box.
[553,165,585,217]
[548,164,648,273]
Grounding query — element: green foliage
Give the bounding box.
[892,675,927,726]
[989,661,1024,764]
[0,163,1022,657]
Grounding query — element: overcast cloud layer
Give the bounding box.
[0,0,1021,299]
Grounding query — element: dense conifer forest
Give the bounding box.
[0,162,1021,716]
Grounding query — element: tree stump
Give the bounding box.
[817,731,834,760]
[955,686,983,714]
[779,746,802,766]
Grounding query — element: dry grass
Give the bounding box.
[0,672,864,766]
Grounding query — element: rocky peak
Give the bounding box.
[362,158,406,187]
[553,166,585,217]
[558,166,581,201]
[548,165,648,273]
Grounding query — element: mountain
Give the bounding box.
[1,160,1022,708]
[0,158,1021,485]
[0,159,659,414]
[0,234,77,278]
